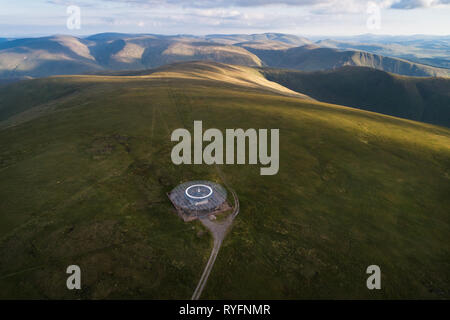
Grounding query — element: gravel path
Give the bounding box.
[191,189,239,300]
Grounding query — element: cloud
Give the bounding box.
[46,0,450,12]
[189,9,242,18]
[102,0,330,8]
[180,0,322,6]
[46,0,97,7]
[390,0,450,9]
[103,0,450,11]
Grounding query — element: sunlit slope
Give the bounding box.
[0,62,310,126]
[113,61,311,99]
[0,62,449,299]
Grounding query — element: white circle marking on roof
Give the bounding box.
[185,184,213,200]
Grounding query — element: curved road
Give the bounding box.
[191,189,239,300]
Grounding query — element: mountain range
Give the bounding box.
[1,33,449,80]
[316,36,450,69]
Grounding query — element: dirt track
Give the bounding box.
[191,189,239,300]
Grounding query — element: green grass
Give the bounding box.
[0,63,449,299]
[261,66,450,128]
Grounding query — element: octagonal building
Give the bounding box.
[167,180,231,221]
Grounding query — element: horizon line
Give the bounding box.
[2,31,450,39]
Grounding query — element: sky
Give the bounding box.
[0,0,449,37]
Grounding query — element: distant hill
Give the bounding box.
[249,45,450,78]
[316,38,450,69]
[0,34,262,78]
[0,35,102,78]
[0,33,449,79]
[88,34,263,70]
[262,66,450,127]
[205,33,312,47]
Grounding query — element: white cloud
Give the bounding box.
[2,0,449,36]
[391,0,450,9]
[101,0,449,10]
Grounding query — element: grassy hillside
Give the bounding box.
[0,62,449,299]
[261,66,450,127]
[249,45,450,78]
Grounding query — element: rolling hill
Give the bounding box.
[316,35,450,69]
[261,66,450,127]
[0,34,262,79]
[88,35,262,70]
[0,62,449,299]
[205,33,312,47]
[249,44,450,77]
[0,35,102,79]
[0,33,448,80]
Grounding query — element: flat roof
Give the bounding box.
[168,180,227,214]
